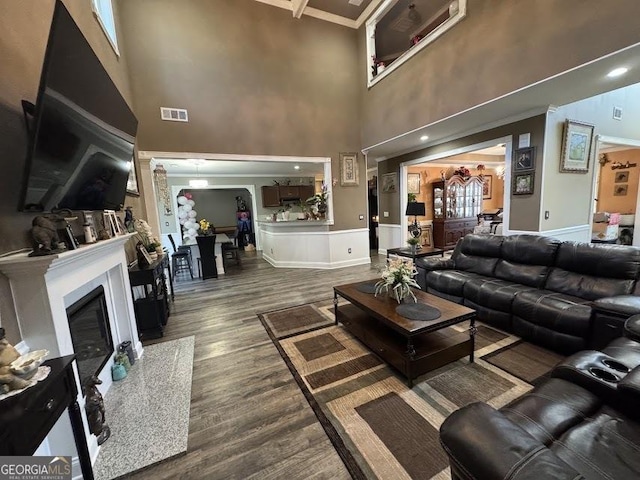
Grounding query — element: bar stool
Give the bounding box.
[168,234,193,280]
[222,231,241,269]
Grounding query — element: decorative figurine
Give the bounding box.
[84,376,111,445]
[0,328,31,394]
[29,216,62,256]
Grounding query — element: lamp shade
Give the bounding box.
[406,202,425,216]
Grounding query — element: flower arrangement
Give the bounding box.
[306,183,330,215]
[134,219,160,253]
[453,166,471,178]
[374,258,420,304]
[407,236,420,247]
[198,218,212,235]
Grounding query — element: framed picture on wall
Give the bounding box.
[339,152,359,186]
[560,120,594,173]
[407,173,421,194]
[482,175,492,200]
[126,157,140,195]
[381,172,397,193]
[615,171,630,183]
[514,147,535,172]
[513,172,535,195]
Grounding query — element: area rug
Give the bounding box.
[257,301,561,479]
[482,340,564,385]
[93,336,195,480]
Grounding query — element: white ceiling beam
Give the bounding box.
[292,0,310,19]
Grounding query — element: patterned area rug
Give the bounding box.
[258,301,562,479]
[482,340,564,385]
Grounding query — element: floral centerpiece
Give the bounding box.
[198,218,213,235]
[374,258,420,304]
[134,219,161,254]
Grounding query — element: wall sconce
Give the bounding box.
[599,153,610,166]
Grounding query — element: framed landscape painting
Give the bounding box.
[560,120,594,173]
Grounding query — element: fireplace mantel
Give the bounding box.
[0,233,143,471]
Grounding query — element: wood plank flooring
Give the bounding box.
[128,251,382,480]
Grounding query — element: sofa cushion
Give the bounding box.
[425,270,485,298]
[512,289,592,339]
[551,406,640,479]
[546,242,640,300]
[452,234,503,276]
[464,277,536,313]
[494,235,561,288]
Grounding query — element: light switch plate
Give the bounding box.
[359,214,364,220]
[383,212,389,217]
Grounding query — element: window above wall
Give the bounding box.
[92,0,119,55]
[366,0,466,87]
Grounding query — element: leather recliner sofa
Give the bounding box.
[439,317,640,480]
[415,234,640,354]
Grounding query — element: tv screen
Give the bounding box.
[20,1,137,212]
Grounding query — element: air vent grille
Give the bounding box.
[160,107,189,122]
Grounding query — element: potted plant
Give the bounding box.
[407,236,421,255]
[306,183,330,218]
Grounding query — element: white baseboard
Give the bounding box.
[262,253,370,269]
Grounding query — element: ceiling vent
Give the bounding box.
[160,107,189,122]
[613,106,623,121]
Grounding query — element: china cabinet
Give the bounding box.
[432,176,483,248]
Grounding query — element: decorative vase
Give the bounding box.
[317,202,327,214]
[155,246,164,256]
[149,251,158,261]
[410,244,417,255]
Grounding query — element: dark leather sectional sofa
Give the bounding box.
[415,234,640,354]
[439,316,640,480]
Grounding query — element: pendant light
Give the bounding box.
[189,159,208,188]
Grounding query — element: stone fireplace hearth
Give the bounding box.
[0,234,142,476]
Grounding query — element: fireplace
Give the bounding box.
[67,286,114,390]
[0,234,143,472]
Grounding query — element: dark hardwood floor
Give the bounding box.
[129,251,381,480]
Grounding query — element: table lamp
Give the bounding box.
[406,202,425,241]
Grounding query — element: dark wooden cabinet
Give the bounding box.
[432,176,483,249]
[261,186,280,207]
[299,185,315,202]
[261,185,315,207]
[0,355,94,480]
[128,255,172,338]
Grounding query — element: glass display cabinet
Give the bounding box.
[432,176,483,248]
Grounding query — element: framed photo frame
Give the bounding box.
[615,171,630,183]
[614,184,628,196]
[381,172,397,193]
[136,241,153,267]
[560,120,594,173]
[407,173,421,194]
[419,223,433,247]
[103,210,122,237]
[126,158,140,196]
[513,172,535,195]
[514,147,535,172]
[482,175,492,200]
[339,152,359,187]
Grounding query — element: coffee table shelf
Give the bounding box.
[334,281,476,387]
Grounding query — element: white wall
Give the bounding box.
[543,83,640,231]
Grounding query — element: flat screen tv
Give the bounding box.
[20,1,137,212]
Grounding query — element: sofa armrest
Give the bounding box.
[625,315,640,343]
[414,258,454,291]
[592,295,640,317]
[440,402,581,480]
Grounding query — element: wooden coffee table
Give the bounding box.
[334,281,476,387]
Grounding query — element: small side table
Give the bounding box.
[387,246,445,260]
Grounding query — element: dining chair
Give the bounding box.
[168,234,193,280]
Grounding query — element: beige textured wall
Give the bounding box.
[379,115,545,230]
[597,150,640,215]
[116,0,366,231]
[0,0,140,343]
[543,84,640,231]
[360,0,640,148]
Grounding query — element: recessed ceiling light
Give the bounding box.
[607,67,628,78]
[189,179,208,188]
[420,135,429,141]
[294,165,300,170]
